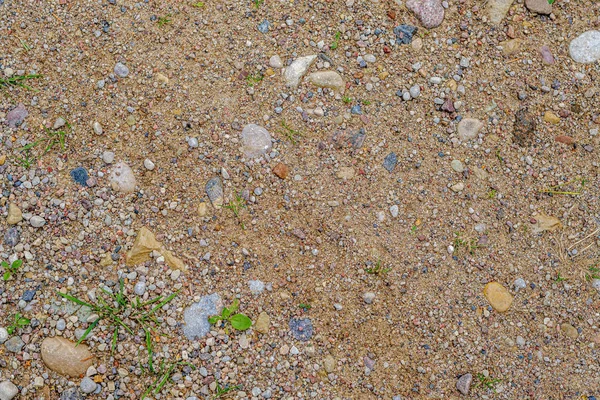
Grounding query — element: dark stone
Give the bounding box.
[383,152,398,172]
[394,25,418,45]
[4,227,20,247]
[22,289,36,302]
[513,108,537,147]
[289,318,313,341]
[70,167,89,187]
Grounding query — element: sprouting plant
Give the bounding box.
[280,120,303,145]
[362,100,372,106]
[246,72,264,86]
[19,38,32,51]
[475,373,501,391]
[157,14,172,27]
[16,144,36,168]
[222,195,247,229]
[330,31,341,50]
[6,312,30,335]
[409,225,418,235]
[0,74,41,90]
[298,303,311,311]
[342,96,352,104]
[142,359,195,399]
[555,273,566,282]
[213,381,241,399]
[365,259,391,275]
[208,299,252,332]
[487,189,497,199]
[192,1,205,7]
[252,0,264,9]
[2,259,23,281]
[453,232,478,255]
[58,279,178,371]
[585,265,600,282]
[547,0,555,4]
[43,121,71,154]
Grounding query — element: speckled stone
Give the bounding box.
[406,0,445,28]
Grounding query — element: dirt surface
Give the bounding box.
[1,0,600,399]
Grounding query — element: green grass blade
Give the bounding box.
[77,318,100,345]
[149,292,178,315]
[57,292,95,308]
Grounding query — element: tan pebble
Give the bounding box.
[544,111,560,124]
[198,202,208,217]
[0,154,6,166]
[560,323,578,339]
[7,203,23,224]
[336,167,355,180]
[255,312,270,334]
[41,337,94,378]
[483,282,513,312]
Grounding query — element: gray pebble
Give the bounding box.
[0,381,18,400]
[4,336,24,353]
[363,292,376,304]
[102,151,115,164]
[56,319,66,331]
[134,281,146,296]
[29,216,46,228]
[114,62,129,78]
[80,377,97,394]
[456,373,472,395]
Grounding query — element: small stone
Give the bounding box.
[269,55,283,69]
[4,336,24,353]
[555,135,575,145]
[306,71,345,93]
[134,281,146,296]
[280,344,290,355]
[30,216,46,228]
[451,182,464,192]
[525,0,552,14]
[488,0,514,24]
[53,117,66,129]
[241,124,272,158]
[248,280,265,295]
[257,19,270,33]
[7,203,22,224]
[255,312,270,334]
[457,118,483,141]
[80,377,97,394]
[272,163,289,179]
[539,46,555,64]
[451,160,464,173]
[363,292,376,304]
[393,25,417,44]
[114,62,129,77]
[544,111,560,124]
[324,355,336,373]
[409,85,421,98]
[239,334,249,349]
[6,104,28,128]
[109,162,136,193]
[155,73,169,83]
[182,293,223,340]
[289,318,313,341]
[144,159,155,170]
[560,323,578,339]
[4,227,19,247]
[205,177,224,207]
[0,328,8,344]
[41,337,95,377]
[390,205,399,218]
[383,152,397,173]
[456,373,472,395]
[336,166,355,180]
[92,122,103,135]
[569,31,600,64]
[59,387,83,400]
[197,202,208,217]
[501,39,521,56]
[102,151,115,164]
[483,282,513,312]
[514,278,527,291]
[284,55,317,88]
[70,167,89,187]
[0,381,18,400]
[406,0,445,28]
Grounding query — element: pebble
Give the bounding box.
[109,162,136,193]
[324,355,336,373]
[248,280,265,295]
[560,323,578,339]
[241,124,272,158]
[514,278,527,291]
[80,377,97,394]
[390,205,399,218]
[539,45,555,64]
[0,328,8,344]
[569,31,600,64]
[483,282,513,312]
[70,167,89,187]
[255,312,270,334]
[257,19,270,33]
[59,387,83,400]
[269,55,283,69]
[409,85,421,98]
[144,158,155,170]
[182,293,222,340]
[5,336,24,353]
[393,25,417,45]
[525,0,552,14]
[4,227,19,247]
[306,71,345,93]
[457,118,483,141]
[0,381,18,400]
[134,281,146,296]
[29,216,46,228]
[289,318,313,341]
[102,151,115,164]
[6,104,28,128]
[188,137,199,148]
[284,55,317,88]
[53,117,66,129]
[92,121,103,135]
[114,62,129,77]
[456,373,472,395]
[56,319,66,331]
[450,182,464,192]
[7,203,22,225]
[41,337,95,377]
[363,292,376,304]
[488,0,514,24]
[383,152,397,172]
[543,111,560,124]
[451,160,464,173]
[272,163,289,179]
[205,177,224,207]
[406,0,445,28]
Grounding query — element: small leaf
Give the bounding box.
[12,259,23,269]
[208,315,221,325]
[17,317,30,327]
[222,306,232,319]
[229,299,239,313]
[230,314,252,331]
[3,271,10,281]
[1,261,9,268]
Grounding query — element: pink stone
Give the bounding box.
[407,0,445,29]
[540,46,555,65]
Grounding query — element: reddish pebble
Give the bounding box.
[555,135,576,145]
[272,163,289,179]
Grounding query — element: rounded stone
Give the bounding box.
[29,216,46,228]
[569,31,600,64]
[109,162,136,193]
[269,55,283,69]
[143,159,155,171]
[0,328,8,344]
[114,62,129,78]
[41,337,95,377]
[451,159,464,173]
[241,124,272,158]
[80,377,97,394]
[457,118,484,141]
[483,282,513,312]
[0,381,19,400]
[92,122,103,135]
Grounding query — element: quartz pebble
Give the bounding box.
[284,55,317,88]
[569,31,600,64]
[109,162,136,193]
[306,71,345,93]
[0,381,18,400]
[406,0,445,28]
[241,124,272,158]
[114,62,129,77]
[457,118,483,141]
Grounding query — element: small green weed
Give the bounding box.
[365,259,391,275]
[252,0,264,9]
[0,74,41,90]
[157,14,172,27]
[362,100,372,105]
[246,72,264,86]
[298,303,312,311]
[192,1,205,7]
[330,31,341,50]
[213,381,241,399]
[15,121,71,168]
[547,0,555,4]
[280,120,303,144]
[475,373,501,391]
[6,312,30,335]
[342,95,352,104]
[555,273,567,282]
[208,299,252,332]
[487,189,497,199]
[453,232,478,255]
[495,150,504,164]
[409,225,418,235]
[585,265,600,282]
[2,259,23,281]
[58,279,178,372]
[19,39,32,51]
[142,359,195,399]
[222,195,247,229]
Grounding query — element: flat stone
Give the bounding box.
[569,31,600,64]
[272,163,289,179]
[255,312,271,334]
[241,124,272,158]
[80,377,97,394]
[525,0,552,14]
[383,152,397,172]
[289,318,313,341]
[7,203,22,224]
[488,0,514,24]
[483,282,513,312]
[6,104,28,128]
[114,62,129,77]
[456,373,472,395]
[539,45,555,64]
[406,0,445,28]
[269,55,283,69]
[53,117,66,129]
[284,55,317,88]
[30,216,46,228]
[393,25,417,44]
[92,121,103,135]
[324,355,336,373]
[544,111,560,124]
[306,71,345,93]
[4,336,24,353]
[109,162,136,193]
[70,167,89,187]
[183,293,223,340]
[4,227,20,247]
[41,337,94,377]
[457,118,483,141]
[0,381,18,400]
[451,160,464,173]
[501,39,521,56]
[336,166,355,180]
[205,177,224,207]
[560,323,578,339]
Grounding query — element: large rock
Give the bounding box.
[406,0,445,29]
[569,31,600,64]
[284,55,316,88]
[241,124,272,158]
[525,0,552,14]
[109,162,136,193]
[457,118,483,141]
[487,0,514,24]
[41,337,94,377]
[183,293,223,340]
[307,71,345,93]
[0,381,19,400]
[126,227,185,270]
[6,203,22,225]
[483,282,513,312]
